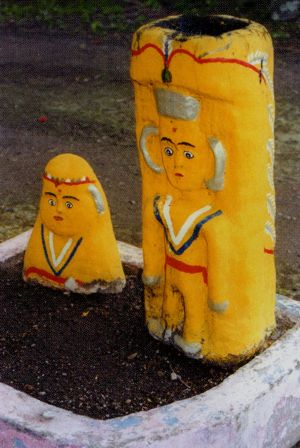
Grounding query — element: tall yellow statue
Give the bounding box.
[23,154,125,294]
[130,15,276,363]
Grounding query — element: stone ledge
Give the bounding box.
[0,231,299,448]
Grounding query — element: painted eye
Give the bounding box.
[164,147,173,156]
[184,151,194,159]
[65,201,73,209]
[48,199,56,206]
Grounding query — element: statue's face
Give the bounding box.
[40,180,98,236]
[159,118,214,191]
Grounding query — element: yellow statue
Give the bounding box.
[131,15,276,363]
[23,153,125,294]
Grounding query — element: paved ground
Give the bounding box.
[0,25,299,299]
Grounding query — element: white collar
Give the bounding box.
[48,231,73,268]
[162,195,211,246]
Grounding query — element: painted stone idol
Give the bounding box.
[131,15,276,363]
[23,153,125,294]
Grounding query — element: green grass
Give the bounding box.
[0,0,159,34]
[163,0,278,20]
[0,0,298,36]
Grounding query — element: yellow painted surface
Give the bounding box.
[131,15,276,363]
[23,153,125,294]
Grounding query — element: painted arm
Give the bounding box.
[204,216,232,313]
[142,197,165,288]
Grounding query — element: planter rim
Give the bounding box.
[0,231,299,448]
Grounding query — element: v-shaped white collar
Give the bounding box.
[49,231,73,268]
[162,195,211,246]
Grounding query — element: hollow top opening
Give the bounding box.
[156,15,250,37]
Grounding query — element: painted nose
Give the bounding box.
[174,152,184,169]
[56,200,63,213]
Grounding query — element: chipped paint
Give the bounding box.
[110,415,143,430]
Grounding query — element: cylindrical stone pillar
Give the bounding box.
[130,15,276,363]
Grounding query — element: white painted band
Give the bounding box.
[163,195,211,246]
[208,299,229,313]
[266,193,276,220]
[88,185,105,214]
[155,88,200,121]
[268,104,275,130]
[265,221,276,242]
[266,139,275,165]
[49,231,72,268]
[139,125,164,173]
[267,164,274,190]
[206,137,226,191]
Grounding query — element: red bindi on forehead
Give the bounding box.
[172,127,177,133]
[58,189,62,193]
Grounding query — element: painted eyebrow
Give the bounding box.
[62,195,79,201]
[177,141,196,148]
[161,137,174,144]
[45,192,57,197]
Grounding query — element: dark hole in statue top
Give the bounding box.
[156,15,249,37]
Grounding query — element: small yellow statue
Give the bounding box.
[131,15,276,363]
[23,153,125,294]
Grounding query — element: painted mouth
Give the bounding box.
[175,173,184,177]
[54,216,63,221]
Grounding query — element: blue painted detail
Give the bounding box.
[14,439,28,448]
[163,414,180,426]
[170,210,223,255]
[110,415,143,430]
[153,195,163,225]
[41,224,83,276]
[153,197,223,255]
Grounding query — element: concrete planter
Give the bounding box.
[0,231,299,448]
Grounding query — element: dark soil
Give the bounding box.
[0,255,294,420]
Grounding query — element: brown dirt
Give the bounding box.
[0,24,299,303]
[0,255,294,419]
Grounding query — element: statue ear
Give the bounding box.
[206,137,226,191]
[139,125,164,173]
[88,185,105,214]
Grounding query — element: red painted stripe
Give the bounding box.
[200,57,265,81]
[131,43,165,59]
[131,44,265,82]
[166,255,208,284]
[264,248,274,255]
[24,267,83,285]
[25,267,65,284]
[43,175,95,187]
[166,48,201,66]
[168,50,265,80]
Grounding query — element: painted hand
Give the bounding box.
[208,299,229,313]
[142,275,161,288]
